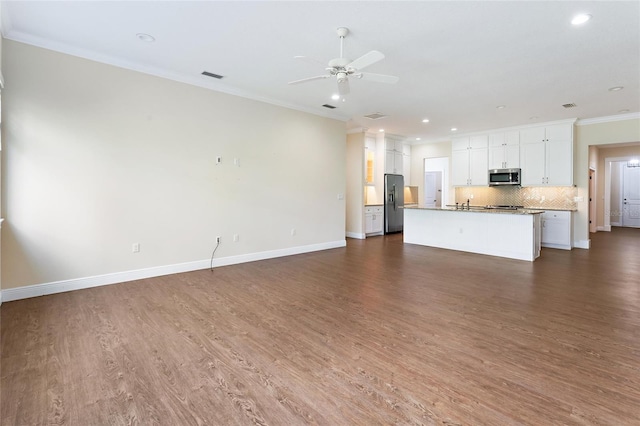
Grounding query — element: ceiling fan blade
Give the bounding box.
[288,75,331,85]
[338,78,350,96]
[346,50,384,71]
[357,72,399,84]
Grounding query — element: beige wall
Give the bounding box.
[575,118,640,245]
[409,141,452,205]
[346,132,364,237]
[1,40,346,290]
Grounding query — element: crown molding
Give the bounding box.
[576,112,640,126]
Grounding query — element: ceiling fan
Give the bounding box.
[288,27,399,97]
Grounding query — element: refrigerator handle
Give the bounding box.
[393,184,397,211]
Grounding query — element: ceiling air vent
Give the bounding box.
[202,71,224,79]
[562,103,577,108]
[364,112,387,120]
[322,104,337,109]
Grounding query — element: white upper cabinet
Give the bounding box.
[520,123,573,186]
[385,138,404,153]
[452,135,488,186]
[385,150,403,175]
[384,137,404,175]
[488,130,520,170]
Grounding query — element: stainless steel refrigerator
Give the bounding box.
[384,174,404,234]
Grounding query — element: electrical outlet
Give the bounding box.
[470,194,474,199]
[291,228,296,236]
[132,243,140,253]
[233,234,239,242]
[215,156,221,165]
[234,158,240,166]
[216,236,221,244]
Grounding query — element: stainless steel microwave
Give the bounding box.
[488,168,521,186]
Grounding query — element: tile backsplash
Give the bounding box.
[455,186,577,210]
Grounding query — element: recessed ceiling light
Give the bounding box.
[331,94,340,100]
[618,109,630,113]
[496,105,506,109]
[136,33,155,42]
[571,14,592,25]
[379,129,384,132]
[451,127,458,132]
[416,138,421,141]
[529,116,539,120]
[422,118,430,123]
[608,86,624,92]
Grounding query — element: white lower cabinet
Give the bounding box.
[541,211,572,250]
[365,206,384,236]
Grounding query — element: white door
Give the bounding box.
[622,165,640,228]
[424,171,442,208]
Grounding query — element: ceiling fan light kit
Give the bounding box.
[288,27,399,97]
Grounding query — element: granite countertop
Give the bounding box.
[405,205,545,215]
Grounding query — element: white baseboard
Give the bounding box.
[574,239,591,249]
[610,222,621,227]
[346,231,365,239]
[1,240,346,303]
[597,225,612,232]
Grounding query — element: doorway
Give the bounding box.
[589,168,596,233]
[424,157,449,208]
[605,155,640,230]
[424,171,442,208]
[622,162,640,227]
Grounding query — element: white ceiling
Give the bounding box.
[2,1,639,142]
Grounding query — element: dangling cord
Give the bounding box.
[210,240,220,272]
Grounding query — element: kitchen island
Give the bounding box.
[404,206,544,261]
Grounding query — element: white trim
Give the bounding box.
[0,240,346,302]
[3,32,348,124]
[346,231,365,239]
[610,221,622,227]
[576,112,640,126]
[573,239,590,249]
[596,225,607,231]
[347,128,369,135]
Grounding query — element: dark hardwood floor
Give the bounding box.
[2,228,639,425]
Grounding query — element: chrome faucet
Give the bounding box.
[466,199,470,209]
